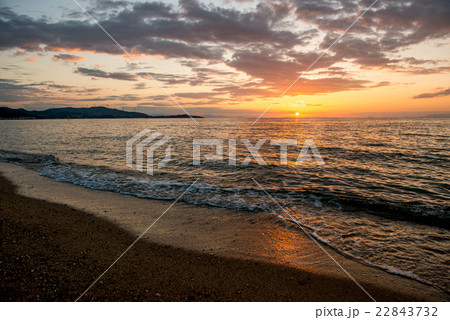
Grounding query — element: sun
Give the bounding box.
[295,112,300,117]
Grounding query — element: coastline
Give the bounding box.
[0,162,448,301]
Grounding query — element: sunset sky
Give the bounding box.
[0,0,449,118]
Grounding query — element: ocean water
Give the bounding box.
[0,118,449,292]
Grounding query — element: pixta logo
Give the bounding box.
[193,138,325,166]
[126,129,172,175]
[127,130,324,175]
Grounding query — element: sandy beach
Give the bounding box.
[1,0,450,311]
[0,162,448,301]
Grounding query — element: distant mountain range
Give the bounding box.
[0,106,203,119]
[421,113,450,119]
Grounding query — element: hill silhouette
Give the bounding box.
[0,106,203,119]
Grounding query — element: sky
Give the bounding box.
[0,0,449,118]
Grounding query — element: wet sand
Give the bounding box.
[0,162,448,301]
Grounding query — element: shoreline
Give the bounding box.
[0,162,448,301]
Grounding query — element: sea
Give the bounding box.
[0,118,449,292]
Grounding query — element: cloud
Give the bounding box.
[76,67,138,81]
[52,54,86,62]
[293,0,450,46]
[76,93,141,102]
[0,79,103,103]
[132,82,147,90]
[134,105,262,117]
[13,49,25,56]
[0,79,44,102]
[1,0,448,67]
[177,0,300,46]
[226,47,389,95]
[413,88,450,99]
[132,1,177,18]
[292,0,450,72]
[0,6,222,60]
[25,56,38,62]
[0,0,303,62]
[0,0,449,106]
[285,77,383,95]
[0,0,447,81]
[95,0,129,10]
[175,92,221,99]
[213,83,275,98]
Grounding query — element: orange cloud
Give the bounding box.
[25,55,38,62]
[14,49,26,56]
[52,54,86,62]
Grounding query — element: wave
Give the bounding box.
[0,149,448,228]
[277,214,446,294]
